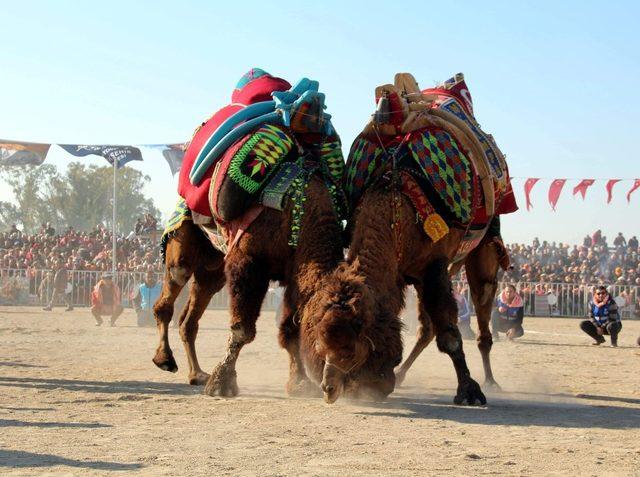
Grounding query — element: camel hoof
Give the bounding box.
[394,370,407,387]
[286,377,321,398]
[152,352,178,373]
[454,377,486,406]
[188,371,211,386]
[483,379,502,392]
[203,366,239,397]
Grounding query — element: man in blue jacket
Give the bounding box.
[133,271,162,327]
[491,284,524,341]
[580,286,622,347]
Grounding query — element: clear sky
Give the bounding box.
[1,0,639,245]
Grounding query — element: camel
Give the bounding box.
[153,169,345,398]
[152,220,225,385]
[153,70,348,395]
[303,73,515,405]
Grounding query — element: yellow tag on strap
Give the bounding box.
[423,213,449,242]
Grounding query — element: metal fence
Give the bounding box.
[0,268,638,319]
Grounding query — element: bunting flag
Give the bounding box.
[606,179,621,204]
[160,144,185,176]
[627,179,640,203]
[0,140,51,166]
[547,179,566,211]
[524,178,540,210]
[59,144,143,168]
[572,179,595,199]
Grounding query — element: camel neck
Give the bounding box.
[292,185,345,299]
[348,193,405,314]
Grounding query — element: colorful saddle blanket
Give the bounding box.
[422,73,517,217]
[345,126,476,229]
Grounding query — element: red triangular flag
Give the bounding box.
[524,178,540,211]
[606,179,621,204]
[572,179,595,199]
[627,179,640,203]
[548,179,566,211]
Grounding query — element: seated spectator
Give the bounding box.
[491,284,524,341]
[580,285,622,347]
[132,271,161,327]
[454,287,474,340]
[90,273,123,327]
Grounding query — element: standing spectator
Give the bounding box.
[491,284,524,341]
[628,235,638,250]
[90,273,123,326]
[579,285,622,347]
[42,260,73,311]
[613,233,626,249]
[132,271,161,327]
[454,287,474,340]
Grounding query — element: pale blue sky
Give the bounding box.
[1,0,639,244]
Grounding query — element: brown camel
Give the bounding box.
[202,176,345,397]
[152,220,225,385]
[303,73,516,405]
[152,172,346,395]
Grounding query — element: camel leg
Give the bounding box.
[464,237,501,389]
[152,265,190,373]
[420,258,486,405]
[180,266,226,385]
[278,289,319,397]
[395,288,435,386]
[204,255,269,397]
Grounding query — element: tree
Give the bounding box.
[0,164,60,232]
[1,162,160,233]
[0,201,21,230]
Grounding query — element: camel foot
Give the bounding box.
[483,378,502,392]
[394,369,407,387]
[203,365,239,397]
[152,350,178,373]
[454,377,486,406]
[286,376,321,398]
[188,371,211,386]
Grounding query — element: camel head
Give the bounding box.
[313,262,375,404]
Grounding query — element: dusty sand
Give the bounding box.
[0,306,639,476]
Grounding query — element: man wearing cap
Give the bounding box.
[90,273,123,326]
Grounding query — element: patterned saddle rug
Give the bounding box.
[345,72,517,263]
[345,126,478,241]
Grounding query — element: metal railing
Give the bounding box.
[1,268,638,319]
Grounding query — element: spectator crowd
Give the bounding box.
[501,230,640,287]
[1,221,162,273]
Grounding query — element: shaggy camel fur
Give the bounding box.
[202,176,344,397]
[300,262,403,403]
[310,180,489,405]
[152,220,226,385]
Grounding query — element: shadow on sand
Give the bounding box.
[0,376,199,396]
[0,449,142,471]
[0,361,48,368]
[0,418,110,429]
[354,392,640,430]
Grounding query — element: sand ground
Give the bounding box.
[0,306,639,476]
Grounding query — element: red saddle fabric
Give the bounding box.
[177,72,291,216]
